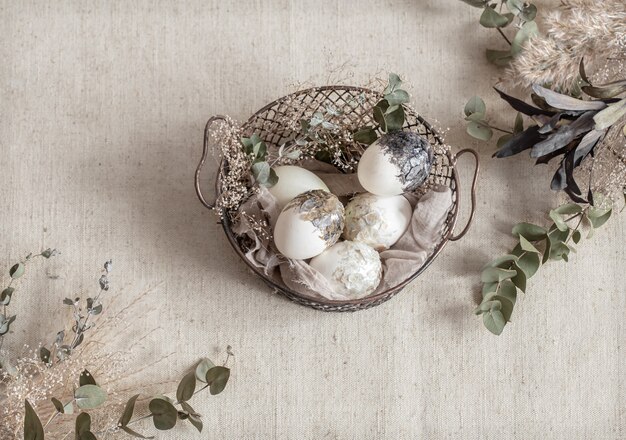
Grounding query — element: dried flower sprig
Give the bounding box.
[475,198,613,335]
[0,248,58,367]
[509,0,626,93]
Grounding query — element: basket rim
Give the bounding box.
[215,84,462,307]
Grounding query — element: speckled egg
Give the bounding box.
[268,165,329,208]
[309,240,382,299]
[357,131,433,196]
[273,190,344,260]
[343,193,412,250]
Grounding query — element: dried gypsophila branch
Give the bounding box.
[508,0,626,92]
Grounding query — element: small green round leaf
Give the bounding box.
[9,263,25,279]
[176,371,197,402]
[483,309,506,335]
[205,366,230,395]
[464,96,486,117]
[149,398,178,430]
[75,384,107,409]
[466,121,493,141]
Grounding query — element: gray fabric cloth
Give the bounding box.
[232,184,452,301]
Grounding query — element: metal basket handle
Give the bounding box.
[195,115,226,210]
[448,148,480,242]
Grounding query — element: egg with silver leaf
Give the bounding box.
[357,131,434,196]
[273,190,344,260]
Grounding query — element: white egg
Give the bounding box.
[273,190,344,260]
[268,165,329,208]
[343,193,412,250]
[357,131,433,196]
[309,241,382,299]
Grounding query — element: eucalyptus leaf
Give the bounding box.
[483,254,518,270]
[554,203,582,215]
[506,0,524,14]
[80,370,97,387]
[485,49,513,66]
[519,236,540,254]
[176,371,197,403]
[481,267,517,283]
[353,127,378,145]
[373,105,387,132]
[24,400,45,440]
[480,6,509,28]
[516,251,541,278]
[512,223,546,240]
[51,397,65,413]
[74,384,107,409]
[75,412,92,436]
[195,358,216,383]
[385,73,402,94]
[119,394,140,427]
[205,366,230,395]
[483,309,506,335]
[482,282,498,295]
[149,398,178,430]
[513,112,524,134]
[511,263,527,293]
[466,121,493,141]
[39,346,51,364]
[0,287,14,306]
[572,230,582,244]
[188,414,203,433]
[9,263,25,279]
[548,210,568,232]
[520,3,537,21]
[589,209,612,229]
[385,90,410,106]
[384,105,405,131]
[511,20,538,55]
[464,96,486,117]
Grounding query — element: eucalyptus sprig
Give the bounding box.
[23,351,232,439]
[0,248,58,363]
[353,73,411,145]
[241,134,278,188]
[459,0,539,66]
[475,198,613,335]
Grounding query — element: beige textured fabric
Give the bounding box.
[1,1,624,439]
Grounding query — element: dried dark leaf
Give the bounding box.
[532,85,607,111]
[494,125,544,158]
[530,111,596,158]
[494,88,554,116]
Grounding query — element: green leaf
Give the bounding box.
[517,251,541,278]
[511,262,527,293]
[464,96,486,117]
[188,414,203,433]
[74,384,107,409]
[593,98,626,130]
[0,315,16,335]
[589,209,612,228]
[75,412,91,437]
[385,73,402,94]
[51,397,65,414]
[63,401,74,414]
[0,287,14,306]
[176,371,196,403]
[481,267,517,283]
[480,6,509,28]
[549,210,568,232]
[555,203,583,215]
[24,400,45,440]
[513,112,524,134]
[79,370,97,387]
[205,366,230,395]
[486,49,513,66]
[466,121,493,141]
[572,230,582,244]
[506,0,524,15]
[483,309,506,335]
[119,394,140,427]
[519,236,540,254]
[483,254,518,269]
[465,112,486,122]
[149,398,178,430]
[511,20,538,55]
[385,90,410,106]
[542,238,551,264]
[39,346,51,364]
[384,105,405,131]
[482,282,498,295]
[353,127,378,145]
[373,105,387,132]
[252,141,267,160]
[520,3,537,21]
[195,358,216,383]
[512,222,547,240]
[494,280,517,321]
[9,263,25,279]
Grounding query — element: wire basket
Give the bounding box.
[195,85,479,311]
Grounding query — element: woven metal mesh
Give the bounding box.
[220,86,459,311]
